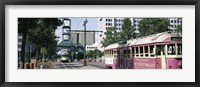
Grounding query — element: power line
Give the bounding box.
[74,18,83,30]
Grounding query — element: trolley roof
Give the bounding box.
[105,31,182,50]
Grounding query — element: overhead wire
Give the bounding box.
[74,18,83,30]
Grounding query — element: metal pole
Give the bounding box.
[83,18,87,66]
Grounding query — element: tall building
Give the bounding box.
[169,18,182,31]
[71,31,95,46]
[132,18,143,33]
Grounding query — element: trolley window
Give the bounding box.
[114,51,118,58]
[127,50,130,58]
[177,44,182,55]
[156,45,165,56]
[132,47,134,57]
[144,46,148,57]
[140,46,143,57]
[136,47,139,57]
[167,44,176,55]
[123,50,127,58]
[111,50,113,57]
[150,45,155,57]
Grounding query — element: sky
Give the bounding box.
[55,18,99,44]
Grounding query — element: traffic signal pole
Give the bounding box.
[83,18,87,66]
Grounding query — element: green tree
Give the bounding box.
[177,24,182,32]
[121,18,135,40]
[93,49,103,58]
[101,27,117,47]
[18,18,38,69]
[138,18,170,37]
[89,50,94,58]
[86,50,91,58]
[101,18,135,47]
[30,18,61,62]
[18,18,61,69]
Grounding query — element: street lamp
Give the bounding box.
[83,18,88,66]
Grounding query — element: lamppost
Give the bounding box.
[83,18,88,66]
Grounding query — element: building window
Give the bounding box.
[171,20,173,23]
[99,18,102,22]
[18,44,22,48]
[18,39,22,42]
[134,24,136,27]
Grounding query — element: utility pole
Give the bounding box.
[83,18,88,66]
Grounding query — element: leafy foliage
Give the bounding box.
[86,49,103,58]
[138,18,170,37]
[176,24,182,33]
[93,49,103,58]
[18,18,62,68]
[121,18,135,40]
[101,18,134,47]
[86,50,91,58]
[101,27,118,47]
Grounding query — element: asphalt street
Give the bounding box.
[50,61,105,69]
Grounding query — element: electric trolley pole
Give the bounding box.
[83,18,88,66]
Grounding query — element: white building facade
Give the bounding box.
[169,18,182,31]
